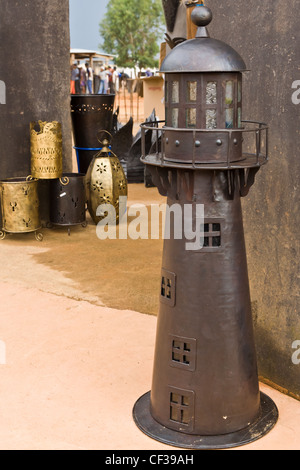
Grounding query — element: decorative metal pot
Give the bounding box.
[86,136,128,225]
[0,176,43,241]
[70,94,115,174]
[49,173,87,234]
[30,121,63,179]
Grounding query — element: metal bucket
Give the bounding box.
[49,173,86,233]
[70,94,115,174]
[0,176,43,240]
[30,121,63,179]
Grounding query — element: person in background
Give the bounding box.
[108,66,115,94]
[80,67,86,94]
[106,66,113,93]
[111,66,119,94]
[85,62,93,94]
[75,63,81,94]
[104,66,110,94]
[70,63,79,94]
[98,66,106,94]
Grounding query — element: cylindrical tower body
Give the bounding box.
[150,170,260,436]
[133,6,278,449]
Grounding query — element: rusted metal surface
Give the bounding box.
[0,0,72,180]
[150,171,261,435]
[160,7,247,73]
[134,4,278,449]
[206,0,300,400]
[133,168,279,448]
[0,0,72,230]
[141,120,268,167]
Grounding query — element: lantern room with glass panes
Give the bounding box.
[166,74,242,130]
[163,6,246,132]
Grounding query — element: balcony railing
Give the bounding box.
[141,120,268,170]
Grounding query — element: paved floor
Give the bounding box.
[0,184,299,451]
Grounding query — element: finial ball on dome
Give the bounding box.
[191,5,213,27]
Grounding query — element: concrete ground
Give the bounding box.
[0,183,299,451]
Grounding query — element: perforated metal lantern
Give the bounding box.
[71,94,115,174]
[30,121,63,179]
[133,5,278,450]
[85,136,128,225]
[49,173,86,233]
[0,176,43,241]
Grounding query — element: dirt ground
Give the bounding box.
[1,184,164,316]
[0,183,299,450]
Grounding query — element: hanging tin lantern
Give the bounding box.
[0,176,43,241]
[30,120,63,179]
[85,132,128,225]
[49,173,87,235]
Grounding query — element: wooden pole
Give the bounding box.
[123,82,127,121]
[130,86,134,118]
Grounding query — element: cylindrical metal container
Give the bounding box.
[30,121,63,179]
[0,176,42,240]
[71,94,115,174]
[86,139,128,225]
[49,173,86,230]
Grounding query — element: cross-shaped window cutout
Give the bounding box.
[170,392,190,425]
[172,341,191,365]
[202,222,221,248]
[161,270,176,307]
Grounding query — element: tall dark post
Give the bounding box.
[0,0,72,178]
[0,0,72,227]
[133,6,278,450]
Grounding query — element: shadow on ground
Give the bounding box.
[31,184,164,316]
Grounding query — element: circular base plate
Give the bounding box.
[133,391,278,450]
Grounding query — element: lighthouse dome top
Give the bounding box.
[160,6,247,73]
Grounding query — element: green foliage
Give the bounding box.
[99,0,165,69]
